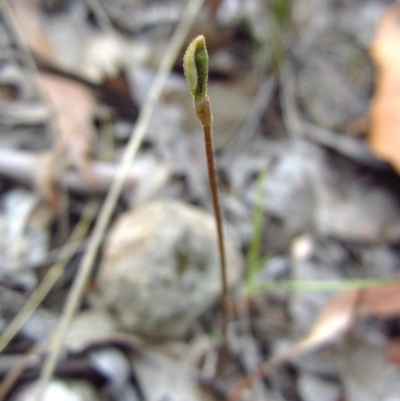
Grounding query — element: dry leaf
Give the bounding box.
[296,281,400,353]
[37,73,95,173]
[229,282,400,400]
[368,4,400,172]
[357,282,400,318]
[281,281,400,360]
[228,290,358,400]
[32,73,95,204]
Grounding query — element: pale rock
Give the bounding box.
[96,200,243,339]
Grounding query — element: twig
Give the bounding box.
[0,199,99,354]
[0,148,147,195]
[0,345,43,400]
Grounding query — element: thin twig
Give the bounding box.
[0,345,43,399]
[0,199,99,354]
[0,148,143,195]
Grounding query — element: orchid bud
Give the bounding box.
[183,35,209,103]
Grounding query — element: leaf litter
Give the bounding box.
[2,1,400,401]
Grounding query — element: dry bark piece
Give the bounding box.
[368,4,400,172]
[95,200,243,340]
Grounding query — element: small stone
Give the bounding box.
[96,200,243,339]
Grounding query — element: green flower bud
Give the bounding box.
[183,35,209,103]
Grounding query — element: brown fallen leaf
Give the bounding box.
[33,73,96,205]
[368,4,400,172]
[228,281,400,400]
[357,282,400,318]
[37,73,95,174]
[8,0,96,203]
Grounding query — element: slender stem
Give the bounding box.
[34,0,206,398]
[203,124,229,374]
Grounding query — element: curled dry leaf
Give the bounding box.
[229,281,400,400]
[368,4,400,172]
[293,281,400,355]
